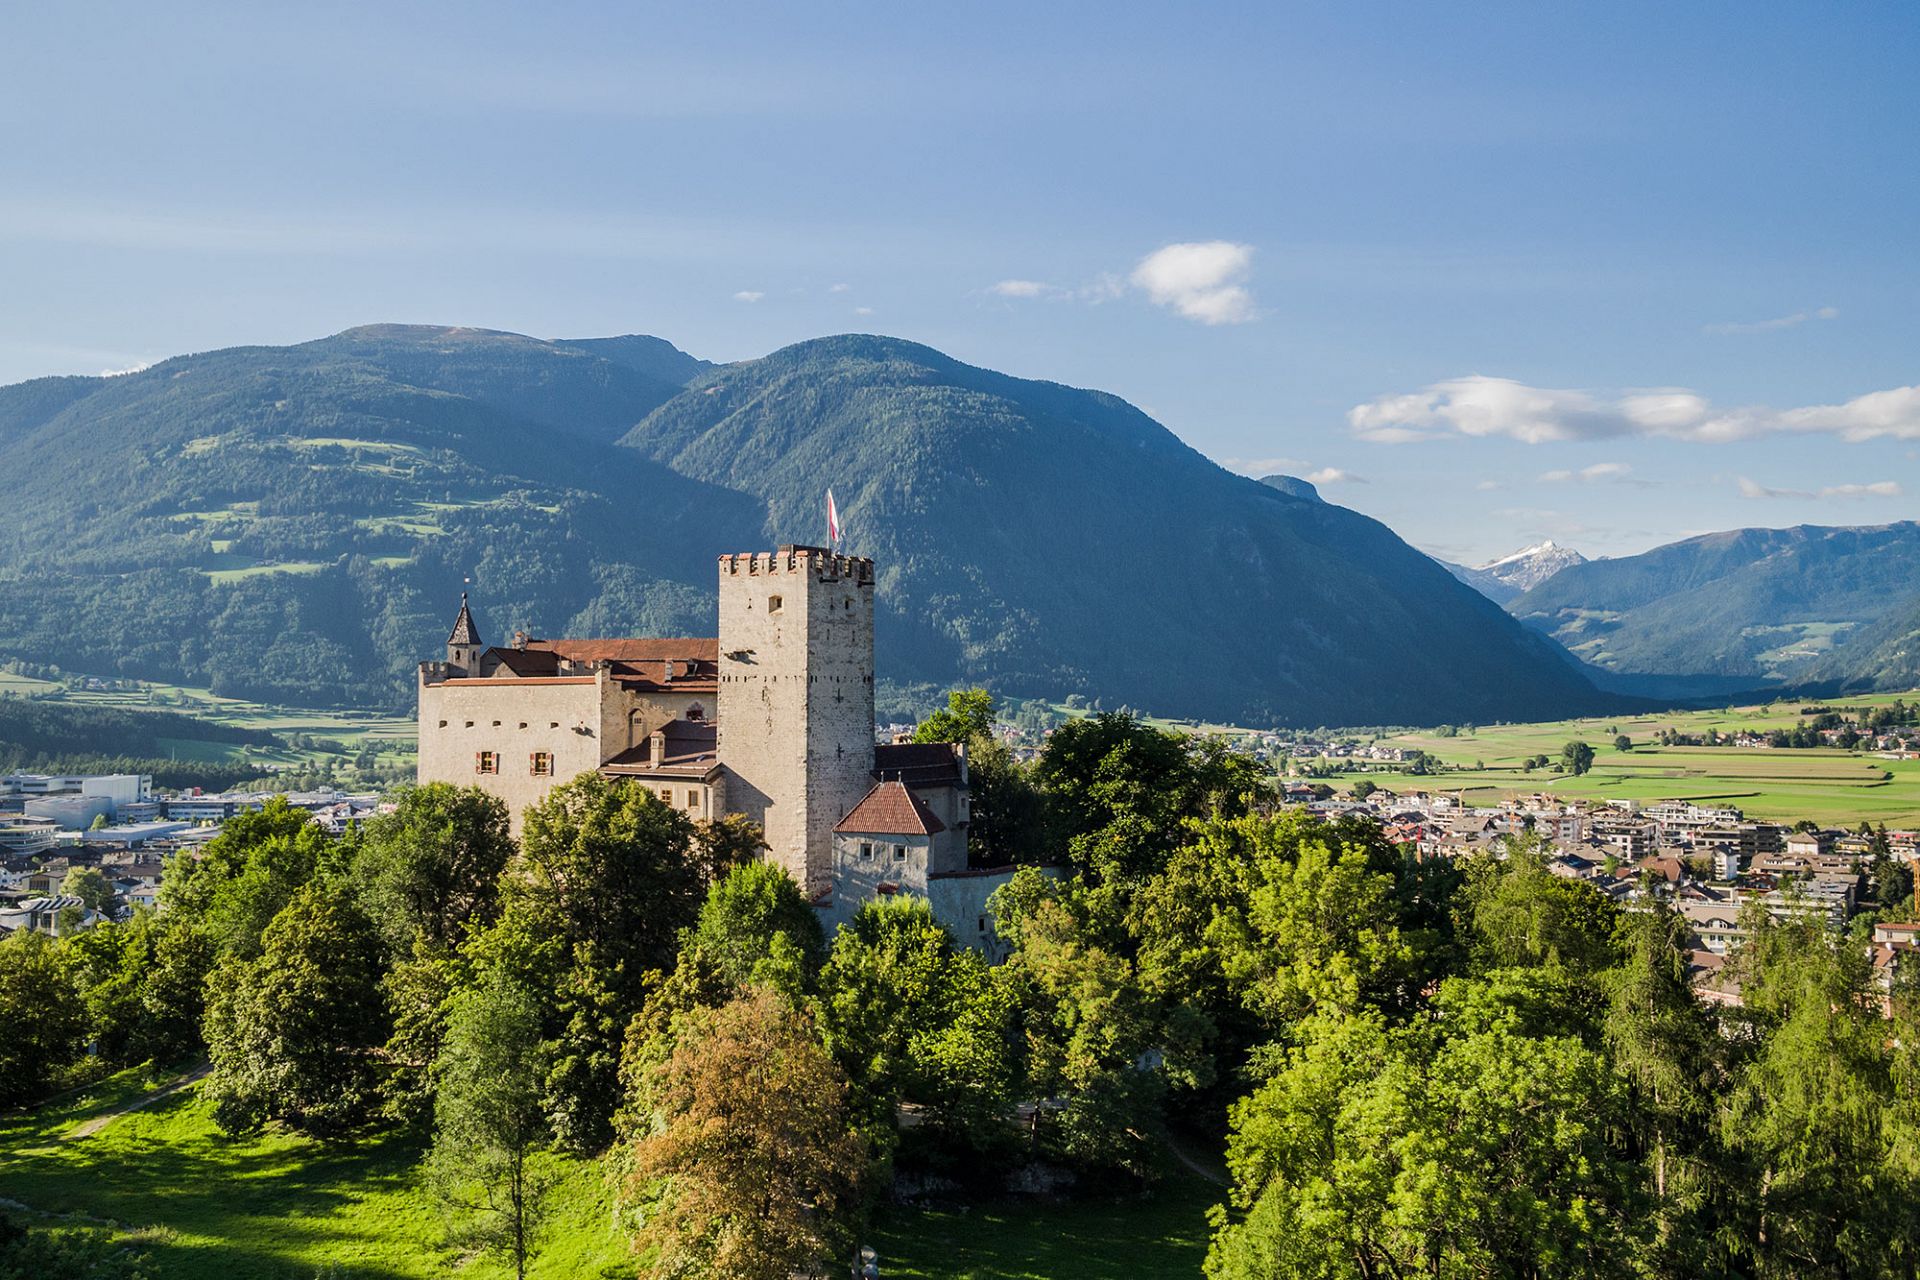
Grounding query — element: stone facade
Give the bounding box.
[715,547,877,899]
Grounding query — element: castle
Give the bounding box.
[417,545,1011,947]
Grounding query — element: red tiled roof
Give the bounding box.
[834,780,946,836]
[478,637,720,692]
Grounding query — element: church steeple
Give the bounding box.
[447,592,484,673]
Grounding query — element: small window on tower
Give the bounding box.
[530,752,552,776]
[476,751,499,775]
[768,595,783,613]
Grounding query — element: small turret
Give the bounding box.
[447,592,484,674]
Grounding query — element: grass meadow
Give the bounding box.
[0,1068,1216,1279]
[1342,692,1920,826]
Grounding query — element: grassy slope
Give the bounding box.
[1341,692,1920,825]
[2,1071,1215,1280]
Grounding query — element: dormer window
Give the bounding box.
[686,702,706,722]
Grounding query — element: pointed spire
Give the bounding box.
[448,592,482,648]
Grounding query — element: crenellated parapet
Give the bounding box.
[719,545,875,585]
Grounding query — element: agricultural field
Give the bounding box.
[0,1069,1215,1280]
[1330,692,1920,827]
[2,672,416,778]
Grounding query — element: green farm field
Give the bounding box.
[0,1069,1215,1279]
[1335,692,1920,827]
[4,673,417,777]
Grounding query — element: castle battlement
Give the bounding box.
[720,545,874,584]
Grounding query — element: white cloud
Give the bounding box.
[1704,305,1839,336]
[989,279,1054,299]
[1540,462,1632,483]
[1130,241,1257,324]
[828,282,851,293]
[1350,374,1920,445]
[1305,467,1364,485]
[854,306,874,316]
[1738,477,1902,500]
[732,290,764,303]
[99,360,154,377]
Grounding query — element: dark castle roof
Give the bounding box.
[447,593,482,647]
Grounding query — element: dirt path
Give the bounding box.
[1165,1132,1229,1186]
[65,1064,210,1140]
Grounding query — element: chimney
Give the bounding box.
[513,630,529,649]
[650,729,667,764]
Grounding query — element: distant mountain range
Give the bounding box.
[1505,522,1920,695]
[1442,541,1588,605]
[0,325,1607,727]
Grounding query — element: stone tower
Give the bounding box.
[447,593,483,675]
[716,546,876,898]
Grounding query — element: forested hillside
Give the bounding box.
[0,325,1608,725]
[622,334,1602,726]
[1508,521,1920,690]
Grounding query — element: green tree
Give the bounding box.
[690,813,768,886]
[1209,1000,1644,1279]
[816,897,1020,1155]
[160,798,339,960]
[511,774,703,992]
[1602,904,1723,1272]
[1614,734,1633,752]
[203,885,390,1136]
[1562,740,1597,775]
[351,783,513,956]
[912,688,997,744]
[60,865,116,915]
[0,929,88,1107]
[429,972,554,1280]
[689,860,826,991]
[625,987,869,1280]
[1720,914,1903,1275]
[1350,777,1378,800]
[503,774,706,1151]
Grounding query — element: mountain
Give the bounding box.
[0,325,759,707]
[1258,474,1324,503]
[1800,593,1920,693]
[620,333,1602,726]
[0,325,1609,726]
[1507,522,1920,690]
[1443,541,1587,605]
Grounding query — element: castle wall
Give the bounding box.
[417,670,613,834]
[716,548,875,897]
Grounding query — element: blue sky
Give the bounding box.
[3,0,1915,563]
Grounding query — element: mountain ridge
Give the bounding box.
[0,324,1611,726]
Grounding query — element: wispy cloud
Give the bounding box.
[732,290,765,303]
[1737,477,1902,500]
[1539,462,1633,483]
[1704,305,1838,336]
[1130,241,1257,325]
[854,306,874,316]
[1350,374,1920,445]
[1305,467,1364,485]
[989,279,1052,299]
